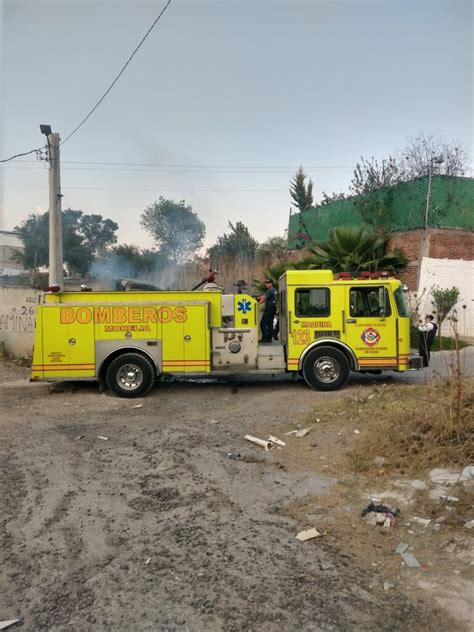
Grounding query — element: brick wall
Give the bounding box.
[389,228,474,289]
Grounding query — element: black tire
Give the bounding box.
[105,352,156,398]
[302,346,350,391]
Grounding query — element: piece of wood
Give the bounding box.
[244,435,272,451]
[296,528,321,541]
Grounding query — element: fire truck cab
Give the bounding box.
[31,270,422,397]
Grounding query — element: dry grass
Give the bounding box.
[171,259,269,294]
[348,377,474,475]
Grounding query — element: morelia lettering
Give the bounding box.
[59,305,188,325]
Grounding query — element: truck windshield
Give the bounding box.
[394,287,409,317]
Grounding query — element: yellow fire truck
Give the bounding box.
[31,270,422,397]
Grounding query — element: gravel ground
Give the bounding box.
[0,360,466,631]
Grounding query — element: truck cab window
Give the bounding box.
[349,287,391,318]
[296,288,330,317]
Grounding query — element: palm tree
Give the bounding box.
[294,227,407,273]
[252,262,292,294]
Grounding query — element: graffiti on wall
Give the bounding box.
[0,297,37,333]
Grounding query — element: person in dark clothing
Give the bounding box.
[418,314,438,367]
[259,279,276,343]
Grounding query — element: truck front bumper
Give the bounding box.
[408,354,423,370]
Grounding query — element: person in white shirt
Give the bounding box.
[418,315,438,367]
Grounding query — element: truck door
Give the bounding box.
[287,285,343,370]
[344,285,398,369]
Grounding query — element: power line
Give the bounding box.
[0,147,43,163]
[4,161,355,173]
[3,186,289,192]
[61,0,172,146]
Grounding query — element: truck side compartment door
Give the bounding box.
[40,305,95,378]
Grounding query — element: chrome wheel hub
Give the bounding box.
[313,356,340,383]
[118,364,143,390]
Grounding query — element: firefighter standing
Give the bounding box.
[192,269,218,291]
[418,314,438,367]
[259,279,276,343]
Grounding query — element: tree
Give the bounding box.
[253,261,291,294]
[289,166,314,211]
[320,191,346,205]
[96,244,169,278]
[257,235,288,263]
[14,208,118,275]
[207,221,259,263]
[402,131,468,178]
[430,285,460,338]
[140,197,205,264]
[295,227,408,273]
[350,156,402,195]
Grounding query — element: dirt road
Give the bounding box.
[0,361,467,631]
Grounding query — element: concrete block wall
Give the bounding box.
[418,258,474,339]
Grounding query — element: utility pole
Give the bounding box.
[40,125,63,287]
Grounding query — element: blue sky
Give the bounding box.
[0,0,472,248]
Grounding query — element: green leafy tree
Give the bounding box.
[140,197,206,264]
[294,227,408,273]
[289,166,314,211]
[207,221,259,263]
[430,286,460,338]
[14,208,118,275]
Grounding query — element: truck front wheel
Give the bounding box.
[106,352,156,398]
[302,347,350,391]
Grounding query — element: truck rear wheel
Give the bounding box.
[302,346,350,391]
[106,352,155,398]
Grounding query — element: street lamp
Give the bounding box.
[424,156,444,228]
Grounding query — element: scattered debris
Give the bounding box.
[296,528,321,541]
[132,404,143,409]
[445,496,459,502]
[0,621,22,631]
[285,428,311,438]
[361,501,399,527]
[434,516,447,524]
[267,435,286,446]
[368,394,375,400]
[227,452,241,460]
[400,551,421,569]
[244,434,273,450]
[460,465,474,481]
[395,543,409,555]
[383,581,393,591]
[145,557,151,565]
[316,418,321,423]
[97,435,108,441]
[74,435,83,440]
[373,456,385,466]
[464,519,474,530]
[208,419,220,424]
[354,429,360,434]
[411,517,431,527]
